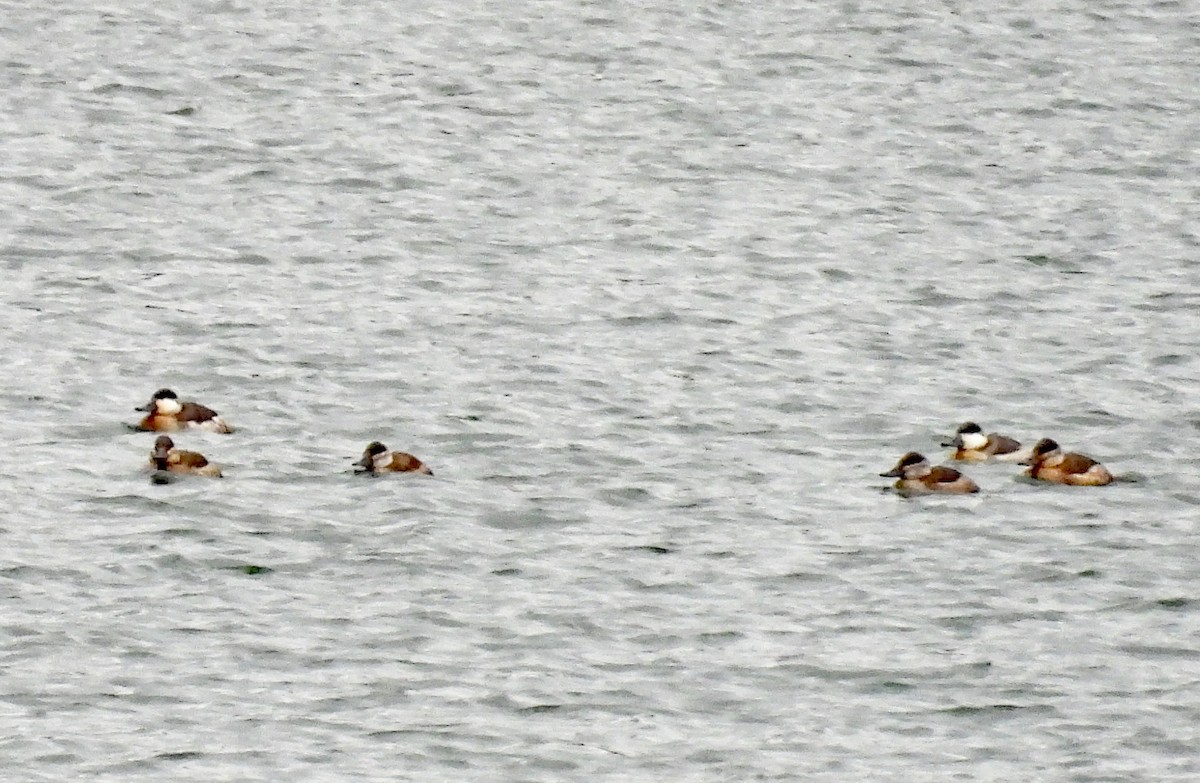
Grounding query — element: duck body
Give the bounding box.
[136,389,233,433]
[1021,438,1113,486]
[148,435,222,478]
[882,451,979,495]
[354,441,432,475]
[942,422,1028,462]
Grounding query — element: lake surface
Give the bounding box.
[2,1,1199,780]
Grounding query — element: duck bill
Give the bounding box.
[939,438,959,448]
[880,468,902,478]
[135,403,152,412]
[353,455,374,472]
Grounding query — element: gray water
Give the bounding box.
[2,1,1199,780]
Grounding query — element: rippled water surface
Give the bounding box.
[3,1,1199,780]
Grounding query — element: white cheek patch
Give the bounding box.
[374,451,393,470]
[157,397,184,415]
[960,432,988,450]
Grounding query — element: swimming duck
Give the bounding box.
[941,421,1028,462]
[148,435,222,478]
[882,451,979,494]
[135,388,233,433]
[354,441,432,475]
[1020,438,1113,486]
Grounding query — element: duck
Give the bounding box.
[882,451,979,495]
[941,421,1028,462]
[135,388,233,433]
[148,435,222,478]
[354,441,432,475]
[1020,438,1113,486]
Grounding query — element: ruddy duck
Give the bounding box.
[1020,438,1113,486]
[354,441,433,475]
[149,435,222,478]
[882,451,979,495]
[135,388,233,433]
[941,421,1028,462]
